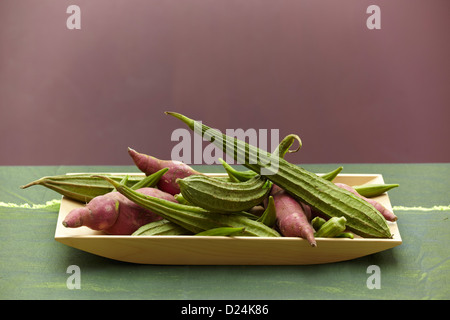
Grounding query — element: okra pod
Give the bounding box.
[314,216,347,238]
[311,216,327,231]
[257,196,277,228]
[353,183,399,198]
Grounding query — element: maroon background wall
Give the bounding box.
[1,0,449,165]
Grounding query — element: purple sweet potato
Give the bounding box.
[335,182,398,222]
[62,188,177,235]
[128,147,201,195]
[269,184,316,247]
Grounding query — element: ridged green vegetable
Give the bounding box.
[21,169,168,203]
[314,216,347,238]
[175,191,259,223]
[353,183,399,198]
[132,219,191,236]
[177,174,271,213]
[98,176,281,237]
[166,111,392,238]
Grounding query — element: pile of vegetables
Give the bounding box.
[22,112,399,246]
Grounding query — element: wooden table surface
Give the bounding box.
[1,163,449,300]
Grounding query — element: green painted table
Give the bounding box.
[1,164,449,300]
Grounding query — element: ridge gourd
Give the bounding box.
[165,111,392,239]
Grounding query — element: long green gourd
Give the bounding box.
[177,174,271,213]
[165,112,392,239]
[21,169,168,203]
[174,192,260,220]
[97,176,281,237]
[21,174,141,202]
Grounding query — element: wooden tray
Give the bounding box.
[55,173,402,265]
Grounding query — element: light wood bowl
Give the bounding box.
[55,173,402,265]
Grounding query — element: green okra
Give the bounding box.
[314,216,347,238]
[130,168,169,190]
[353,183,399,198]
[320,166,343,182]
[257,196,277,228]
[311,216,327,231]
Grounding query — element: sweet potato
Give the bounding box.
[269,184,316,247]
[335,182,398,222]
[128,147,201,195]
[62,187,177,235]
